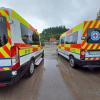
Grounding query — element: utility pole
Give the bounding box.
[96,10,100,20]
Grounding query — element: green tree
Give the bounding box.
[40,26,69,43]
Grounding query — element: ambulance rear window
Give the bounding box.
[0,16,8,47]
[87,28,100,43]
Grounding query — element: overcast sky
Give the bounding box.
[0,0,100,32]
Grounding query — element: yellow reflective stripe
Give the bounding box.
[33,45,40,47]
[86,58,100,61]
[96,21,100,28]
[3,68,10,71]
[19,50,25,56]
[6,43,11,50]
[19,48,33,56]
[83,22,90,33]
[38,47,41,49]
[0,10,9,20]
[97,58,100,60]
[8,30,11,37]
[85,58,88,60]
[90,58,94,60]
[0,48,10,57]
[93,44,98,49]
[87,44,93,50]
[89,20,96,28]
[12,10,30,28]
[82,43,87,49]
[65,44,70,48]
[70,48,80,54]
[61,47,65,50]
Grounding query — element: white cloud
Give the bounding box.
[0,0,100,32]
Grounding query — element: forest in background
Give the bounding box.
[40,26,69,43]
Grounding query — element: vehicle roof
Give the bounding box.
[60,20,100,38]
[0,7,38,33]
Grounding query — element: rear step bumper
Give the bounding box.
[0,70,13,87]
[0,67,25,87]
[35,58,43,66]
[75,58,100,66]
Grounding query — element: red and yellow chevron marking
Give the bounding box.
[64,47,70,51]
[0,9,12,58]
[82,20,100,51]
[58,45,63,49]
[81,20,100,61]
[59,44,65,49]
[58,44,80,54]
[32,45,42,52]
[86,57,100,61]
[0,67,10,71]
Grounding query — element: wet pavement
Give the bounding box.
[37,45,75,100]
[0,45,100,100]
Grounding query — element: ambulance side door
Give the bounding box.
[58,36,66,55]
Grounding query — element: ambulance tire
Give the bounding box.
[27,60,35,77]
[42,51,44,58]
[57,51,59,56]
[56,49,59,55]
[69,56,77,68]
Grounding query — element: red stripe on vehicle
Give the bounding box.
[3,45,10,56]
[0,68,3,71]
[0,52,5,58]
[4,9,9,16]
[89,44,95,50]
[64,47,70,51]
[83,21,93,36]
[6,21,10,30]
[93,20,99,28]
[71,44,81,49]
[8,37,11,44]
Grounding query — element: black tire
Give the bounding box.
[56,49,59,55]
[26,60,35,77]
[57,52,59,56]
[69,56,77,68]
[42,51,44,58]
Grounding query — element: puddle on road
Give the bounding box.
[37,47,76,100]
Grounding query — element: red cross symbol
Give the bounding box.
[93,33,98,38]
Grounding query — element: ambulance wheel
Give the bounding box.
[42,51,44,58]
[57,52,59,56]
[56,49,59,55]
[27,60,35,77]
[69,56,76,68]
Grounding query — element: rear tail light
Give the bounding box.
[11,46,20,70]
[80,49,85,60]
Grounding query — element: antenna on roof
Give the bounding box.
[96,10,100,20]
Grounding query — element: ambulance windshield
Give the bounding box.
[20,23,40,45]
[87,28,100,43]
[0,16,8,47]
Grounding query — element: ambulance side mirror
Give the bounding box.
[81,36,87,40]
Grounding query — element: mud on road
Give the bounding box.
[0,45,100,100]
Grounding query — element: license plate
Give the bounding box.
[89,51,100,55]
